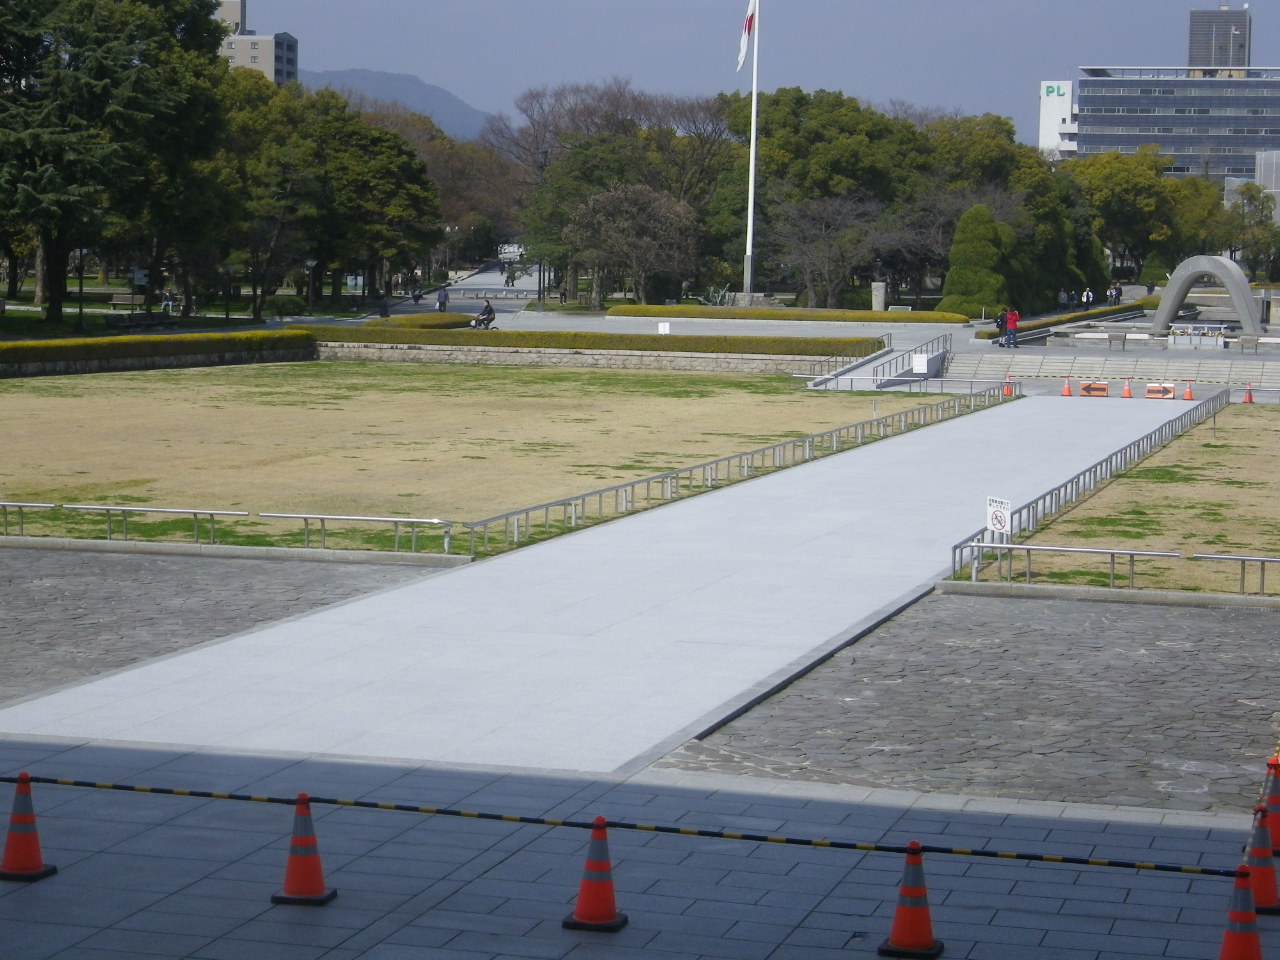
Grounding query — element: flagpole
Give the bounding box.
[743,1,760,297]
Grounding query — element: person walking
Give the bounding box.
[1004,306,1020,348]
[1081,287,1094,310]
[436,286,449,313]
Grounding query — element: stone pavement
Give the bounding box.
[659,588,1280,813]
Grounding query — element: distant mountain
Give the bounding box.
[299,68,492,141]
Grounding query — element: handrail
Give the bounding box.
[964,541,1179,588]
[465,385,1012,555]
[0,501,56,537]
[259,513,455,553]
[1190,553,1280,595]
[866,333,953,385]
[62,504,250,544]
[951,391,1229,578]
[807,333,892,377]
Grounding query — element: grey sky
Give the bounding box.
[252,0,1279,142]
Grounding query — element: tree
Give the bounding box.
[0,0,225,326]
[1227,183,1280,281]
[562,184,698,307]
[1061,146,1174,279]
[772,194,885,308]
[937,205,1011,318]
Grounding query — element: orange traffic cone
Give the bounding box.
[271,793,336,905]
[1061,377,1073,397]
[1218,865,1262,960]
[878,841,943,958]
[1121,378,1133,399]
[1264,758,1280,852]
[563,816,628,932]
[0,773,56,882]
[1247,807,1280,914]
[1184,380,1195,401]
[1002,374,1012,397]
[1244,383,1255,404]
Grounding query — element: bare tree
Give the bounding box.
[563,184,698,307]
[771,194,886,308]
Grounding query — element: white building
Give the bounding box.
[218,1,298,86]
[1038,80,1078,160]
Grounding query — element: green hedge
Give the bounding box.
[364,313,471,331]
[973,303,1150,340]
[299,325,883,358]
[0,330,316,364]
[605,305,968,324]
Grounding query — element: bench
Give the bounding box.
[105,312,170,333]
[109,294,143,310]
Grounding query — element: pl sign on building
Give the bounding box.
[1038,80,1077,160]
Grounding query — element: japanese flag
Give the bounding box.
[737,0,758,72]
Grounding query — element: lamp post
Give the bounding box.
[222,262,232,321]
[304,258,317,311]
[74,249,87,329]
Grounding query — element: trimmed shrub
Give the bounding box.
[973,302,1149,340]
[938,205,1011,319]
[297,325,883,358]
[605,304,967,324]
[0,329,316,364]
[264,294,306,318]
[365,313,472,331]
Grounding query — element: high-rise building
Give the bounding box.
[1189,4,1251,70]
[1039,4,1278,180]
[217,1,298,86]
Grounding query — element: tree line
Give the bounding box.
[3,2,1273,328]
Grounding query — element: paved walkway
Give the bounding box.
[0,397,1209,774]
[0,334,1272,957]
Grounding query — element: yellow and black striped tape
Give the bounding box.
[1,774,1241,879]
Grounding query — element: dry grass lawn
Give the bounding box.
[0,362,930,541]
[1010,404,1280,593]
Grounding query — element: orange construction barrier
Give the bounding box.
[0,772,56,882]
[1079,381,1109,397]
[878,841,943,958]
[563,816,628,931]
[1218,865,1262,960]
[1002,374,1012,397]
[1146,383,1175,400]
[1244,383,1255,404]
[272,793,336,905]
[1184,380,1196,401]
[1121,378,1133,399]
[1247,807,1280,914]
[1061,377,1073,397]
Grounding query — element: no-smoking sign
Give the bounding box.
[986,496,1011,535]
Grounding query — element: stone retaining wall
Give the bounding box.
[317,341,819,374]
[0,348,315,379]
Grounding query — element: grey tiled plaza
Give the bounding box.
[0,322,1276,957]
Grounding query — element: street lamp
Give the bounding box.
[304,258,317,311]
[222,262,232,321]
[74,249,87,328]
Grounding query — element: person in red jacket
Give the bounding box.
[1003,307,1020,348]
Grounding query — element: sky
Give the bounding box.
[249,0,1280,143]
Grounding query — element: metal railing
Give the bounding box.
[865,333,952,386]
[61,504,250,543]
[962,542,1179,588]
[1190,553,1280,595]
[806,333,893,378]
[466,385,1013,555]
[951,391,1229,577]
[0,502,56,536]
[258,513,455,553]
